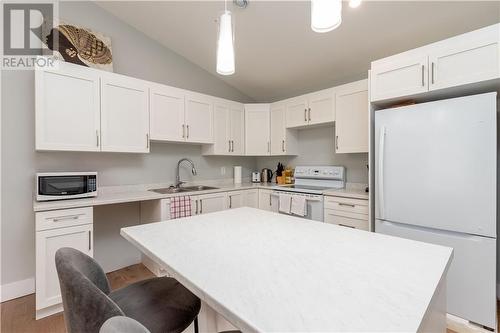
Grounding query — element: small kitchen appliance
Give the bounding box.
[251,171,260,183]
[36,172,98,201]
[260,168,273,183]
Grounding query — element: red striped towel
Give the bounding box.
[170,196,192,219]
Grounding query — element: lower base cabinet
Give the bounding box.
[227,189,259,209]
[258,189,273,211]
[35,207,93,319]
[323,195,369,231]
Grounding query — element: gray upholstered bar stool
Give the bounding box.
[55,247,201,333]
[100,317,242,333]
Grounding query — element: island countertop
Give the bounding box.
[121,208,453,333]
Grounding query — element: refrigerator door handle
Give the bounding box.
[378,126,386,219]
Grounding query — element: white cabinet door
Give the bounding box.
[270,103,286,155]
[285,96,308,128]
[35,64,100,151]
[245,104,270,155]
[212,101,231,154]
[36,223,93,311]
[101,75,150,153]
[185,93,213,144]
[193,193,227,215]
[243,189,259,208]
[227,191,244,209]
[370,53,428,102]
[229,103,245,155]
[307,88,335,125]
[429,24,499,91]
[150,84,185,142]
[258,190,273,211]
[335,79,369,153]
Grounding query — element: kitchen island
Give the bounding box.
[121,207,452,332]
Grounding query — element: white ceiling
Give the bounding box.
[97,1,500,102]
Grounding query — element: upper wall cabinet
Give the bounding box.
[371,23,500,102]
[286,88,335,128]
[270,102,298,156]
[150,86,214,144]
[150,84,185,142]
[202,99,244,155]
[245,104,271,156]
[100,73,150,153]
[35,62,101,152]
[335,79,368,154]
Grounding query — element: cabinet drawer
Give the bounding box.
[324,196,368,214]
[324,210,369,231]
[36,207,93,231]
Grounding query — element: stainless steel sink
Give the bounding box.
[149,185,218,194]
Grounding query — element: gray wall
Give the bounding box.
[1,1,256,285]
[256,126,369,184]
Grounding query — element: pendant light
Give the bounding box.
[216,0,235,75]
[311,0,342,33]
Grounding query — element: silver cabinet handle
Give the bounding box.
[431,62,435,84]
[146,133,149,148]
[231,140,234,152]
[52,214,82,222]
[182,124,185,138]
[308,107,311,121]
[228,140,231,153]
[186,125,190,139]
[96,130,100,147]
[304,109,307,122]
[269,194,272,206]
[200,199,203,214]
[195,200,198,214]
[267,141,270,153]
[338,202,356,207]
[88,230,92,250]
[229,196,232,208]
[282,139,285,152]
[336,135,339,150]
[339,224,355,229]
[421,64,425,87]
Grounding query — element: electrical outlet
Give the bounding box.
[220,166,226,176]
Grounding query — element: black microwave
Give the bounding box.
[36,172,98,201]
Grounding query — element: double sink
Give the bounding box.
[149,185,219,194]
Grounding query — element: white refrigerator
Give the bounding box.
[375,92,497,329]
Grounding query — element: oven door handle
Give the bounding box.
[271,192,323,202]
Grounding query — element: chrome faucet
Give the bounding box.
[175,158,197,187]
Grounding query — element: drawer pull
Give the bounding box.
[88,230,92,250]
[338,203,356,208]
[52,214,83,222]
[339,224,355,229]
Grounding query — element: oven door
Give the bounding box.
[37,175,95,201]
[271,191,324,221]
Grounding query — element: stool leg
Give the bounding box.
[194,317,199,333]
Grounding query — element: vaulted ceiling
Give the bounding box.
[97,1,500,102]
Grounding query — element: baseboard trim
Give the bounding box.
[0,277,35,302]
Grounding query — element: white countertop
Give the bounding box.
[324,186,369,199]
[121,208,452,332]
[33,180,368,212]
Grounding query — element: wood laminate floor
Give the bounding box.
[0,263,496,333]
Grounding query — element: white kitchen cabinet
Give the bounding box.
[35,207,93,319]
[258,189,274,211]
[245,104,271,156]
[270,102,298,155]
[324,196,369,231]
[150,84,185,142]
[203,100,244,155]
[371,23,500,102]
[335,79,369,153]
[370,52,428,102]
[428,24,499,91]
[185,92,213,144]
[285,96,309,128]
[307,88,335,125]
[100,74,150,153]
[35,62,101,152]
[243,189,259,208]
[192,192,227,215]
[228,190,259,209]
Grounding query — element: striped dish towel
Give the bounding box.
[170,196,192,219]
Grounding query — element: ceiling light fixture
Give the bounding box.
[311,0,342,33]
[216,0,235,75]
[349,0,362,8]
